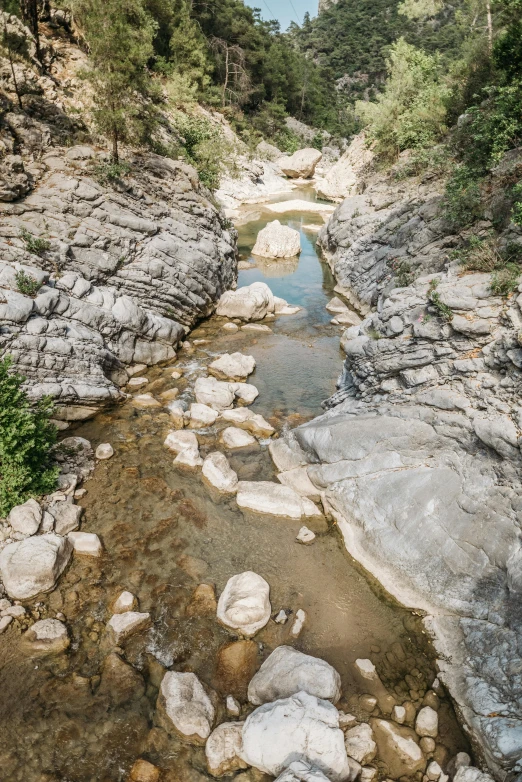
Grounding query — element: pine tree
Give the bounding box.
[78,0,158,162]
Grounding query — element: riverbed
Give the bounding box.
[0,190,468,781]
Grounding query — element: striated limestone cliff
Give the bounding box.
[290,146,522,778]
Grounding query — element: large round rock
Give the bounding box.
[252,220,301,259]
[0,533,73,600]
[240,691,356,781]
[217,571,271,637]
[248,646,342,705]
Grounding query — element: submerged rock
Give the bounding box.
[252,220,301,258]
[0,533,72,600]
[240,691,357,781]
[248,646,342,705]
[205,721,248,776]
[107,611,151,644]
[370,718,425,777]
[23,618,69,654]
[68,531,103,557]
[217,571,271,637]
[158,670,215,743]
[221,408,275,437]
[112,590,137,613]
[188,403,219,428]
[220,427,257,450]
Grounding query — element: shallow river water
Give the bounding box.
[0,190,468,781]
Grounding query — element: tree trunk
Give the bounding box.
[3,18,22,109]
[112,131,119,163]
[22,0,40,62]
[486,0,493,53]
[222,45,229,107]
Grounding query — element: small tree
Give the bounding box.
[78,0,158,162]
[20,0,40,61]
[0,356,58,517]
[210,36,250,108]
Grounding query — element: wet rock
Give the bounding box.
[0,533,72,600]
[233,383,259,406]
[128,759,160,782]
[158,671,215,743]
[202,452,239,494]
[275,761,332,782]
[107,611,151,644]
[236,481,321,519]
[240,691,356,781]
[221,427,257,450]
[188,403,219,428]
[127,377,149,388]
[216,282,274,322]
[354,659,396,714]
[209,352,256,382]
[416,706,438,738]
[296,526,316,544]
[113,590,137,613]
[174,448,203,469]
[195,376,236,411]
[279,149,322,179]
[164,430,199,455]
[48,502,82,535]
[68,531,103,557]
[216,640,259,699]
[8,499,42,536]
[98,652,145,706]
[252,220,301,259]
[205,721,248,776]
[344,723,377,765]
[223,321,239,332]
[96,443,114,460]
[221,408,275,438]
[23,618,69,654]
[370,718,426,777]
[167,400,186,428]
[248,646,342,705]
[186,583,218,617]
[274,296,301,316]
[241,323,273,332]
[217,571,271,637]
[132,394,162,409]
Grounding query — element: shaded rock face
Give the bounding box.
[0,149,236,415]
[299,157,522,777]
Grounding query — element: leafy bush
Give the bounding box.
[456,235,522,296]
[355,39,449,160]
[0,356,58,517]
[511,182,522,226]
[442,164,483,230]
[171,112,237,190]
[93,160,132,184]
[391,258,414,287]
[19,228,50,257]
[491,263,520,296]
[15,269,41,297]
[428,278,453,321]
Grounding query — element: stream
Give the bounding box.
[0,188,468,781]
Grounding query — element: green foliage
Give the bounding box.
[442,164,483,229]
[491,263,520,295]
[93,160,132,185]
[512,183,522,226]
[76,0,159,161]
[15,269,41,297]
[428,278,453,321]
[391,258,414,287]
[0,356,58,517]
[356,39,449,160]
[457,235,522,295]
[171,112,236,190]
[19,227,50,256]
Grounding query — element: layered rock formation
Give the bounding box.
[289,147,522,777]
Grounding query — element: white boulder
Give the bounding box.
[279,149,323,179]
[221,408,275,437]
[209,352,256,381]
[454,767,495,782]
[240,691,356,781]
[8,498,42,536]
[164,430,199,454]
[275,761,333,782]
[159,671,215,743]
[202,452,239,494]
[415,706,438,738]
[216,282,274,322]
[344,723,377,765]
[0,533,72,600]
[167,400,186,428]
[232,382,259,406]
[188,403,218,428]
[252,220,301,259]
[107,611,151,643]
[371,719,425,777]
[236,481,321,519]
[217,571,271,637]
[68,531,103,557]
[195,376,236,411]
[220,427,257,449]
[95,443,114,460]
[205,721,248,776]
[48,502,82,536]
[248,646,342,705]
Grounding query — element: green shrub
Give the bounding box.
[15,270,41,297]
[391,258,414,287]
[19,228,50,257]
[172,112,238,191]
[511,182,522,227]
[491,263,520,296]
[428,278,453,321]
[442,164,483,229]
[93,161,132,184]
[0,356,58,517]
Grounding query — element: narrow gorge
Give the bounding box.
[0,5,521,782]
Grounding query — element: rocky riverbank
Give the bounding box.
[281,142,522,778]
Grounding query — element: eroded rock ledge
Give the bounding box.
[292,154,522,778]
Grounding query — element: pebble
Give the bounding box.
[0,616,13,633]
[296,526,316,544]
[226,694,241,716]
[171,370,183,379]
[274,609,288,624]
[291,608,306,637]
[127,377,148,388]
[392,705,406,724]
[95,443,114,460]
[416,705,439,737]
[223,322,239,332]
[241,323,272,332]
[113,590,137,613]
[69,531,103,557]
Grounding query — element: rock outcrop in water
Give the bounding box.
[289,139,522,778]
